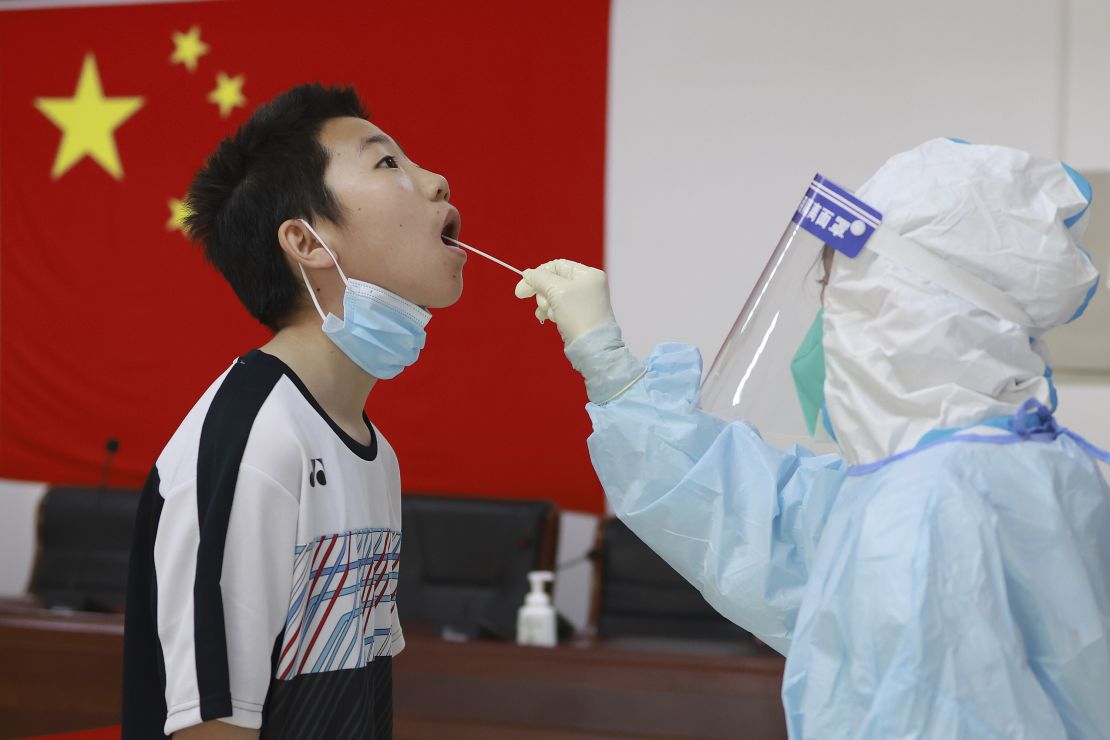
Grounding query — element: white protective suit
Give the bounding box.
[519,139,1110,738]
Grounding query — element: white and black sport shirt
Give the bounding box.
[123,350,403,739]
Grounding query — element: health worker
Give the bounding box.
[515,139,1110,739]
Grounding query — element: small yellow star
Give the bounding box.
[170,26,209,73]
[34,53,144,180]
[208,72,246,118]
[166,197,192,232]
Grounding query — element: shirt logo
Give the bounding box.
[308,458,327,488]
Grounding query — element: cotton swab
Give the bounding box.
[442,236,523,276]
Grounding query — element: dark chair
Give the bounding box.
[29,486,140,612]
[596,517,753,642]
[397,494,559,641]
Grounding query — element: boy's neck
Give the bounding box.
[259,319,378,445]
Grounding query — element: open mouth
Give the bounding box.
[440,209,461,246]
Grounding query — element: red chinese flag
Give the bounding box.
[0,0,609,512]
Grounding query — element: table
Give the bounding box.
[0,607,124,739]
[0,608,787,739]
[393,629,786,738]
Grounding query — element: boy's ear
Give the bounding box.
[278,218,334,269]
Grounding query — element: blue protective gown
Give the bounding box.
[587,342,1110,739]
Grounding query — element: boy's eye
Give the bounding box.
[376,156,399,169]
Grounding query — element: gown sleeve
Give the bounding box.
[584,341,845,654]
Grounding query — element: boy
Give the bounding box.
[122,83,466,739]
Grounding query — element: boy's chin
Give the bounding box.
[423,279,464,310]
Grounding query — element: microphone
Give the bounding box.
[70,438,120,612]
[100,438,119,490]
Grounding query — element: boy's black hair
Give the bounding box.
[184,83,369,330]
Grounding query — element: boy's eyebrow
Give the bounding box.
[360,134,408,160]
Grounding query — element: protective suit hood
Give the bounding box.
[823,138,1098,465]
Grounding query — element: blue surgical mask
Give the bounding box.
[298,220,431,380]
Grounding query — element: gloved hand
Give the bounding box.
[516,259,646,405]
[514,259,616,346]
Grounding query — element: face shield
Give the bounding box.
[697,174,1034,454]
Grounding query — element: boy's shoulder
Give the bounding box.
[155,350,309,495]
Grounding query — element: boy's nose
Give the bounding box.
[421,170,451,202]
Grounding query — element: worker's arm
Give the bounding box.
[516,262,846,653]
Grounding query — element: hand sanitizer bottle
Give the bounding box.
[516,570,556,647]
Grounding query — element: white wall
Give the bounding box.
[606,0,1107,364]
[553,511,599,631]
[0,481,47,595]
[1065,0,1110,170]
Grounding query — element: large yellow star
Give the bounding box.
[166,196,192,232]
[208,72,246,118]
[170,26,210,73]
[34,54,144,180]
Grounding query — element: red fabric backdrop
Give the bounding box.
[0,0,609,512]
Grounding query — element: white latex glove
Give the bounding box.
[514,259,616,347]
[515,259,645,404]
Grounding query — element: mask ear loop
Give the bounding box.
[299,264,329,321]
[297,218,349,321]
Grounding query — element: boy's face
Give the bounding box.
[316,117,465,308]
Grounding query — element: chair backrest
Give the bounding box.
[597,517,751,641]
[397,495,559,640]
[29,486,140,611]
